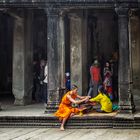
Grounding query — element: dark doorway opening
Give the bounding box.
[64,9,119,101]
[32,9,47,103]
[0,13,14,105]
[87,10,119,101]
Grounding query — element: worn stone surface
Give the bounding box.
[0,128,140,140]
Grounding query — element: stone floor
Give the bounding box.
[0,93,117,117]
[0,102,119,117]
[0,88,140,117]
[0,128,140,140]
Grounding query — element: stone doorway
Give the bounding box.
[65,9,119,100]
[32,9,47,103]
[87,10,119,101]
[0,9,47,106]
[0,12,14,105]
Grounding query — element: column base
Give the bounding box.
[119,104,135,114]
[45,88,66,114]
[13,88,32,106]
[45,102,59,114]
[14,96,32,106]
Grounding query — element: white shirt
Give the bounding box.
[43,64,48,83]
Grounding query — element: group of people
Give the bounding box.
[32,59,48,104]
[88,60,114,100]
[55,59,118,131]
[55,84,113,131]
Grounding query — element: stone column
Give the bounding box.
[82,11,88,96]
[12,11,33,105]
[69,12,88,95]
[115,7,135,113]
[45,8,65,113]
[59,14,65,90]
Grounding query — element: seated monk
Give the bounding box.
[54,85,90,131]
[89,85,112,113]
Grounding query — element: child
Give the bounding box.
[65,72,71,91]
[90,85,112,113]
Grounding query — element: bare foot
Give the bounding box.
[70,113,75,117]
[60,126,65,131]
[79,107,86,112]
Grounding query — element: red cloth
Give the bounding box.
[90,66,100,82]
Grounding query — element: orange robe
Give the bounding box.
[54,91,79,121]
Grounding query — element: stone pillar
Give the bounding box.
[59,14,65,90]
[115,7,135,113]
[12,11,33,105]
[82,11,88,96]
[45,8,65,113]
[69,12,88,95]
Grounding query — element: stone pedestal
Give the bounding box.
[12,11,33,105]
[116,7,135,113]
[45,8,65,113]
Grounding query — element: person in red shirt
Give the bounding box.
[88,60,102,97]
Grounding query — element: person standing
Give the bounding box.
[88,60,102,98]
[103,61,113,100]
[32,60,40,101]
[38,59,45,102]
[43,61,48,104]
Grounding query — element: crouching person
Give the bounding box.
[54,85,90,131]
[90,85,112,113]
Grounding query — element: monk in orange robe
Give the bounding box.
[55,85,90,131]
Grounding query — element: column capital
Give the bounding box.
[44,8,66,17]
[44,7,59,16]
[115,6,129,16]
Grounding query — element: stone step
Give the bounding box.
[0,116,139,128]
